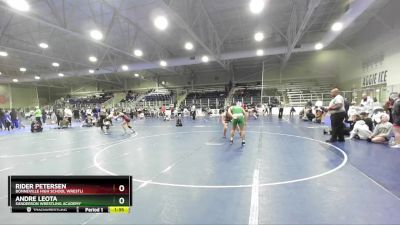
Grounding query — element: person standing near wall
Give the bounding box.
[391,94,400,149]
[360,93,373,113]
[64,107,73,127]
[326,88,346,143]
[10,109,18,129]
[384,96,395,123]
[0,108,4,130]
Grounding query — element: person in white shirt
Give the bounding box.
[326,88,346,143]
[64,107,73,126]
[360,94,373,111]
[315,99,323,108]
[349,115,372,140]
[191,105,196,120]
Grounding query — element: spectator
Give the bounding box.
[0,108,4,130]
[344,98,350,121]
[372,97,381,108]
[349,115,372,140]
[191,104,196,120]
[360,93,373,112]
[10,109,18,129]
[4,110,12,131]
[41,108,47,124]
[391,94,400,148]
[34,106,42,125]
[368,114,392,144]
[384,96,395,123]
[290,106,296,117]
[305,100,313,108]
[64,107,73,126]
[360,112,374,132]
[315,99,323,108]
[313,108,323,123]
[326,88,346,143]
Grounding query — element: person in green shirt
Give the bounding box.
[227,102,246,146]
[34,106,42,124]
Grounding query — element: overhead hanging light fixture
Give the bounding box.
[160,60,167,67]
[134,49,143,57]
[254,32,264,42]
[314,43,324,50]
[6,0,30,12]
[121,65,129,71]
[154,16,169,30]
[90,30,104,40]
[249,0,265,14]
[39,43,49,49]
[331,22,343,32]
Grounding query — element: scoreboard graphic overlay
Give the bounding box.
[8,176,132,213]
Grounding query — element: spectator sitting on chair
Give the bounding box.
[367,114,393,144]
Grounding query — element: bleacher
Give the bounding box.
[133,89,173,108]
[285,78,336,107]
[184,89,227,109]
[68,93,113,105]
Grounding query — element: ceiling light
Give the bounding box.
[161,81,165,85]
[52,62,60,67]
[90,30,103,40]
[58,73,64,77]
[6,0,30,12]
[249,0,265,14]
[20,68,26,72]
[160,60,167,67]
[34,76,40,80]
[154,16,168,30]
[254,32,264,42]
[12,78,18,83]
[256,49,264,56]
[89,69,94,74]
[184,42,194,50]
[39,43,48,49]
[134,49,143,57]
[121,65,129,71]
[201,55,209,63]
[0,51,8,57]
[331,22,343,32]
[134,73,139,77]
[0,72,2,75]
[89,56,97,62]
[314,43,324,50]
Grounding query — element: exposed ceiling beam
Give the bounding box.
[281,0,321,71]
[160,0,229,71]
[0,44,113,72]
[0,2,183,76]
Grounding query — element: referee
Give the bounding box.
[326,88,346,143]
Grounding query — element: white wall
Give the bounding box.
[337,0,400,101]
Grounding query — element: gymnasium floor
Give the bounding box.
[1,115,400,224]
